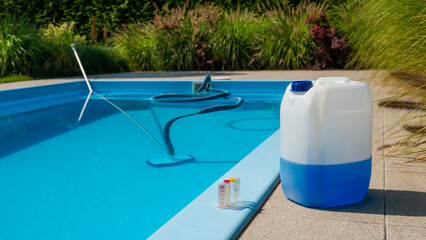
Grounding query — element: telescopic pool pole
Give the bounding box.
[70,44,172,158]
[71,44,93,122]
[71,44,93,93]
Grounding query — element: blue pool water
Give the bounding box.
[0,82,282,239]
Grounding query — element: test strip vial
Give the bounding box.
[218,183,226,209]
[223,180,231,206]
[230,178,240,203]
[229,178,236,203]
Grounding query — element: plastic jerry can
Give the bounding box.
[280,77,372,208]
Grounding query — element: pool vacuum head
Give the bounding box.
[147,154,193,166]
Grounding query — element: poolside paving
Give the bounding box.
[2,70,424,239]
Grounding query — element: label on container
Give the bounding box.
[218,183,226,209]
[224,182,230,206]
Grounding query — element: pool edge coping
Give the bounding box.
[148,130,281,240]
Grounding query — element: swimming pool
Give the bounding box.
[0,79,289,239]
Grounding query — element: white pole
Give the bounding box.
[71,44,93,92]
[71,43,169,156]
[78,91,92,122]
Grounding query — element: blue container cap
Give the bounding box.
[291,81,313,92]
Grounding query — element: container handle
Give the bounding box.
[316,77,351,86]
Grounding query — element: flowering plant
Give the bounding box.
[306,12,350,69]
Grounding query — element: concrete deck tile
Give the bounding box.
[381,106,423,161]
[373,102,384,118]
[372,157,385,171]
[386,157,426,173]
[368,84,385,103]
[0,70,382,90]
[0,79,70,90]
[239,212,384,240]
[372,116,384,170]
[85,70,378,81]
[255,169,384,225]
[383,108,411,125]
[385,171,426,227]
[371,79,385,170]
[386,225,426,240]
[11,70,377,82]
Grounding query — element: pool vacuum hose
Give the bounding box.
[148,74,244,166]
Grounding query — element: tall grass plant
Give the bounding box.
[0,16,128,79]
[212,8,261,70]
[112,1,337,71]
[257,1,325,69]
[151,4,222,71]
[343,0,425,73]
[112,24,155,71]
[339,0,425,161]
[0,15,44,77]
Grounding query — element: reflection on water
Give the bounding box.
[0,98,151,159]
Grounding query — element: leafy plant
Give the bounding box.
[305,11,350,70]
[344,0,425,74]
[113,3,222,71]
[111,1,336,71]
[41,43,129,78]
[341,0,425,161]
[257,1,325,69]
[0,15,44,77]
[41,21,86,46]
[111,23,155,71]
[0,74,32,83]
[0,0,286,43]
[212,8,260,70]
[151,4,222,71]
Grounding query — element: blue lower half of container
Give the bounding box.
[280,157,371,208]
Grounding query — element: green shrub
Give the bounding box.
[0,15,44,77]
[0,0,287,43]
[112,23,155,71]
[257,1,324,69]
[112,1,343,71]
[77,44,129,75]
[337,0,425,161]
[39,21,129,77]
[41,43,129,78]
[151,4,222,71]
[0,16,128,79]
[343,0,425,73]
[0,74,32,83]
[41,21,86,46]
[113,3,221,71]
[328,0,361,39]
[212,8,261,70]
[306,11,351,70]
